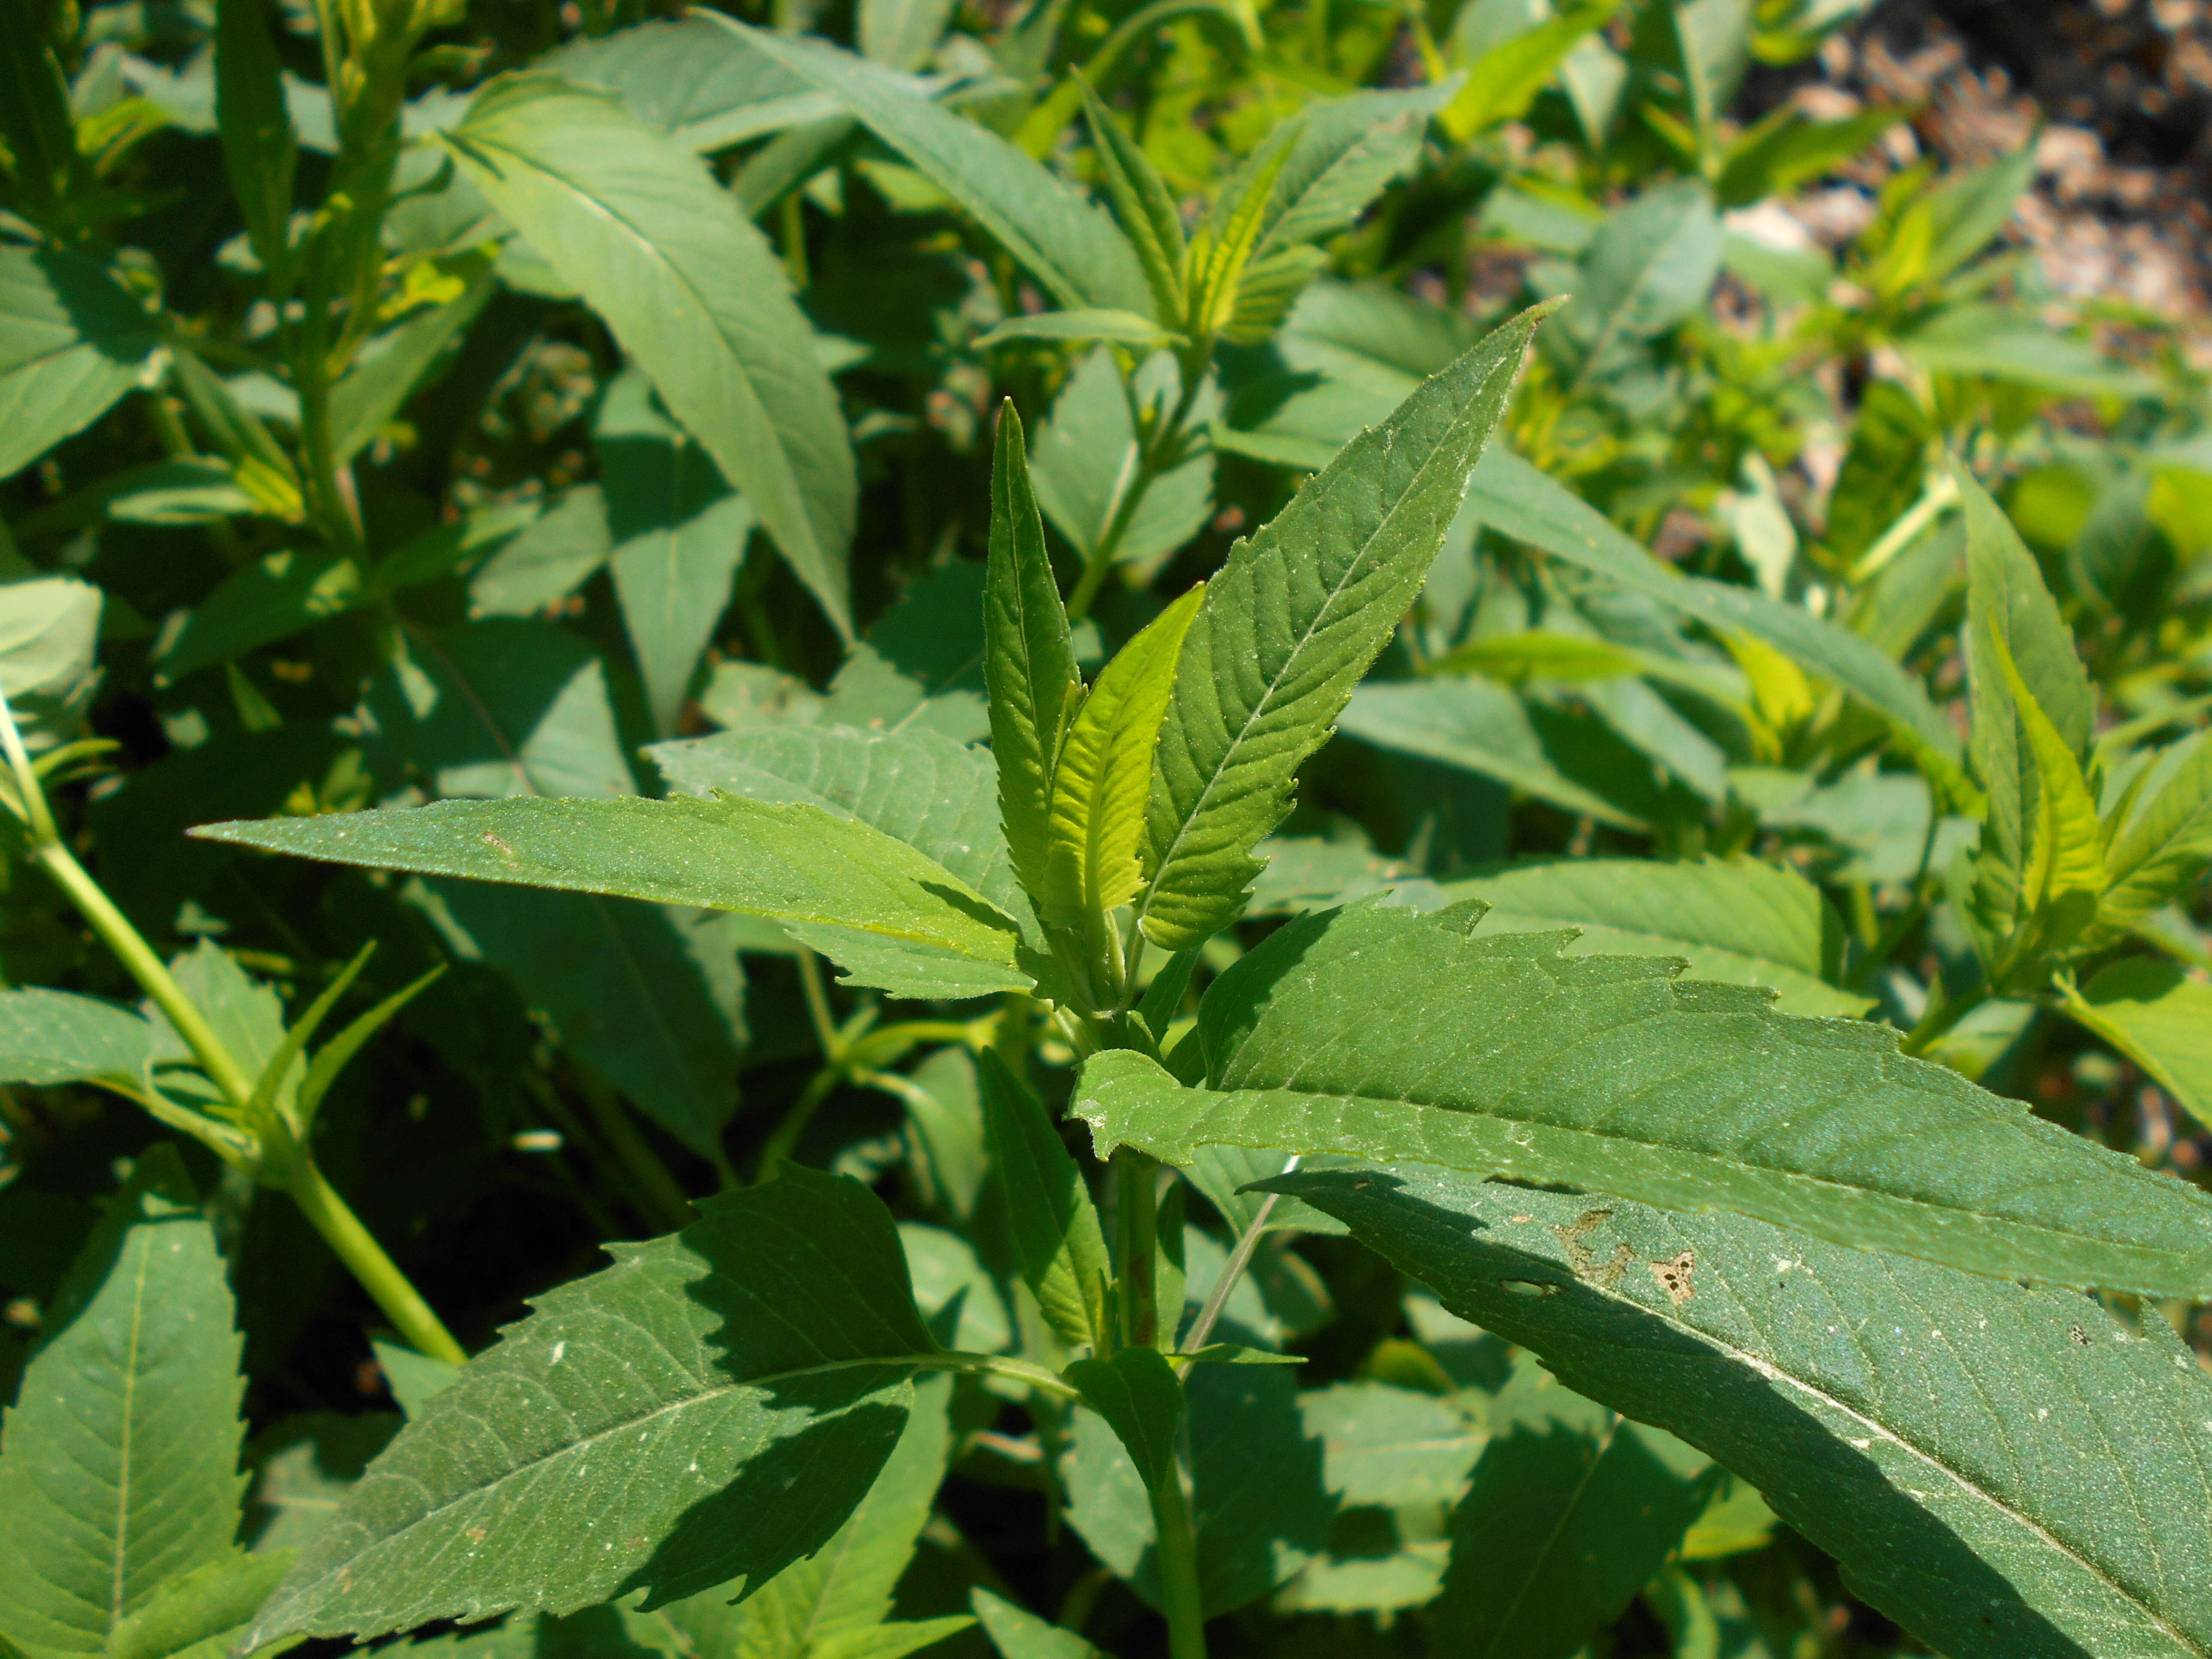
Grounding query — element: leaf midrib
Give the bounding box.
[1474,1412,1621,1658]
[1141,400,1489,917]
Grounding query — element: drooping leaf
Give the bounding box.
[1464,447,1969,796]
[595,369,754,736]
[1138,304,1551,952]
[246,1168,941,1645]
[649,720,1030,935]
[441,74,855,638]
[1338,678,1665,831]
[1270,1163,2212,1659]
[0,246,161,481]
[620,1375,971,1659]
[191,795,1032,1001]
[719,23,1153,316]
[2060,957,2212,1132]
[984,404,1082,912]
[1432,1367,1712,1659]
[1044,586,1205,929]
[1438,857,1869,1018]
[0,1147,246,1658]
[978,1050,1111,1354]
[1073,900,2212,1297]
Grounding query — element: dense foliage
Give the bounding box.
[1,0,2209,1656]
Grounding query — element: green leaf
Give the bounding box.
[649,721,1030,936]
[1188,130,1296,338]
[539,15,837,152]
[968,1589,1103,1659]
[1271,1163,2212,1659]
[1061,1361,1330,1616]
[328,275,496,470]
[1339,678,1665,831]
[1961,461,2094,760]
[2086,729,2212,952]
[1138,304,1550,952]
[103,1549,292,1659]
[621,1375,971,1659]
[1260,87,1448,253]
[0,10,80,213]
[1433,1371,1712,1659]
[720,23,1153,317]
[978,1050,1111,1353]
[1671,0,1752,139]
[191,795,1032,1001]
[984,403,1082,911]
[1464,447,1969,795]
[1066,1346,1184,1489]
[0,1146,246,1658]
[1997,627,2107,956]
[246,1167,941,1645]
[1716,105,1907,210]
[0,989,175,1091]
[152,551,365,687]
[972,310,1184,349]
[244,1415,400,1560]
[1074,74,1186,324]
[1921,144,2037,286]
[369,1342,463,1420]
[214,0,297,274]
[860,0,954,71]
[1030,349,1215,580]
[0,575,102,748]
[467,491,613,618]
[1553,179,1720,385]
[1300,1379,1482,1507]
[816,563,991,744]
[412,884,743,1157]
[1443,5,1613,141]
[442,74,855,639]
[1044,585,1205,929]
[0,246,161,480]
[1439,856,1871,1018]
[1073,900,2212,1296]
[596,369,755,736]
[1823,380,1930,562]
[2060,957,2212,1132]
[168,938,288,1087]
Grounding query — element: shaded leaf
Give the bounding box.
[0,246,161,481]
[979,1050,1111,1353]
[2060,957,2212,1131]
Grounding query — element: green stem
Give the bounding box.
[1116,1149,1160,1350]
[1900,978,1990,1058]
[921,1350,1088,1404]
[795,947,842,1059]
[1177,1153,1297,1364]
[1065,346,1211,623]
[279,1145,467,1364]
[1147,1451,1209,1659]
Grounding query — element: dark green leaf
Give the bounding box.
[0,246,161,480]
[246,1168,939,1644]
[539,16,836,151]
[1067,1346,1184,1489]
[1075,901,2212,1296]
[0,1147,246,1657]
[1273,1164,2212,1659]
[104,1548,292,1659]
[0,988,176,1090]
[214,0,297,273]
[969,1589,1103,1659]
[328,275,496,470]
[978,1050,1111,1353]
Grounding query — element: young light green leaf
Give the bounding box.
[1139,303,1551,952]
[1269,1163,2212,1659]
[1434,1376,1712,1659]
[214,0,297,275]
[969,1589,1104,1659]
[2084,729,2212,952]
[1464,447,1971,798]
[0,1146,246,1658]
[621,1376,971,1659]
[973,310,1185,349]
[1258,85,1449,254]
[1044,585,1205,929]
[717,22,1153,316]
[1442,4,1613,141]
[596,369,755,736]
[246,1168,940,1646]
[1074,74,1186,325]
[984,403,1083,912]
[1067,1346,1185,1491]
[0,988,176,1091]
[978,1050,1112,1353]
[2060,957,2212,1132]
[0,246,162,481]
[1922,144,2038,287]
[190,795,1032,1001]
[103,1548,292,1659]
[1960,460,2093,759]
[1075,901,2212,1297]
[1439,856,1870,1018]
[441,74,855,639]
[1993,625,2107,962]
[1188,131,1297,339]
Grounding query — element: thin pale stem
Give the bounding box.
[1178,1154,1298,1362]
